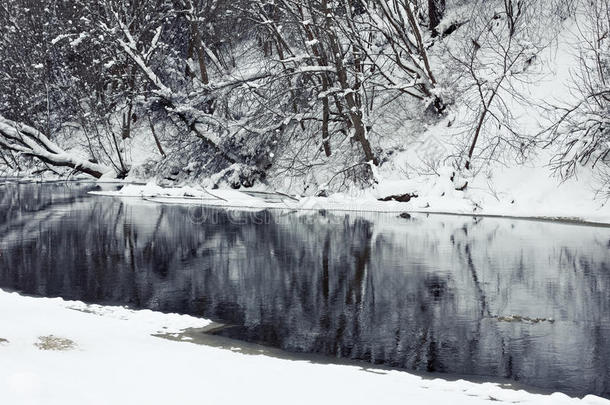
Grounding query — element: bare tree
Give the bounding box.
[447,0,565,171]
[544,0,609,180]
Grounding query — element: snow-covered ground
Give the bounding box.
[370,162,610,224]
[93,160,610,226]
[1,289,608,405]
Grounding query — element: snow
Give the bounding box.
[50,34,72,45]
[91,182,260,203]
[1,289,608,405]
[0,115,114,179]
[296,66,337,73]
[69,32,87,47]
[370,162,610,224]
[91,163,610,225]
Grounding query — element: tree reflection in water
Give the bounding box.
[1,183,609,398]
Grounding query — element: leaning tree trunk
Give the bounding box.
[0,115,113,178]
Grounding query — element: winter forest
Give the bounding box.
[0,0,608,198]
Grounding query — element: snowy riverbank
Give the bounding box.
[91,159,610,226]
[1,289,608,405]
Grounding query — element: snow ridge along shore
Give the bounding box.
[92,162,610,226]
[1,289,608,405]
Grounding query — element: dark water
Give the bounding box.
[1,182,609,398]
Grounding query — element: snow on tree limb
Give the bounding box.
[107,15,245,164]
[0,116,113,178]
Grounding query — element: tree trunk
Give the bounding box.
[321,0,378,165]
[148,117,166,158]
[322,85,332,157]
[191,21,210,85]
[428,0,446,36]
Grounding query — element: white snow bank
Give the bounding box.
[90,166,610,225]
[1,289,607,405]
[370,161,610,224]
[90,181,259,202]
[89,182,295,209]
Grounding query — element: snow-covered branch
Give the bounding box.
[0,116,113,178]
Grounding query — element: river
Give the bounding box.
[1,181,609,398]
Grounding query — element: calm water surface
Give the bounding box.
[1,182,609,398]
